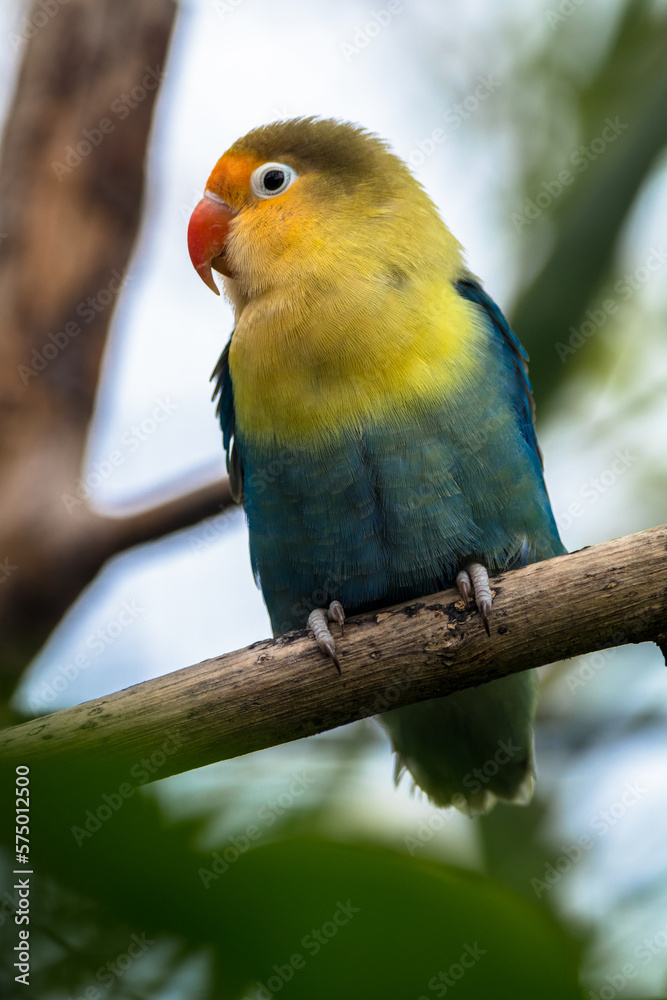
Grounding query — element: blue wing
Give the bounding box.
[456,276,542,469]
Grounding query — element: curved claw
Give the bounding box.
[321,638,341,673]
[478,602,492,637]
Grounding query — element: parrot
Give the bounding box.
[187,117,566,815]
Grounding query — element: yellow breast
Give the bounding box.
[228,270,485,446]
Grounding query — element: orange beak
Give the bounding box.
[187,192,237,294]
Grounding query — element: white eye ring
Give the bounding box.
[250,162,298,199]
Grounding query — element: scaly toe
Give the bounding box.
[461,562,493,635]
[308,604,343,673]
[328,600,345,636]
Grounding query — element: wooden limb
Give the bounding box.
[1,525,665,783]
[52,477,236,612]
[0,0,181,688]
[94,479,236,556]
[1,474,234,701]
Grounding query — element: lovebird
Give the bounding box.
[187,118,565,814]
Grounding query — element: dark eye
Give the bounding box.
[263,169,285,191]
[250,162,298,199]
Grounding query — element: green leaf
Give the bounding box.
[209,838,583,1000]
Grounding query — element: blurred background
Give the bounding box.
[0,0,666,996]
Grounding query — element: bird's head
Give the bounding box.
[188,117,452,301]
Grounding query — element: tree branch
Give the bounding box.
[93,479,236,558]
[0,0,199,691]
[55,477,235,614]
[1,525,665,783]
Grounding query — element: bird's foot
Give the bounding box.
[456,562,492,636]
[307,601,345,673]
